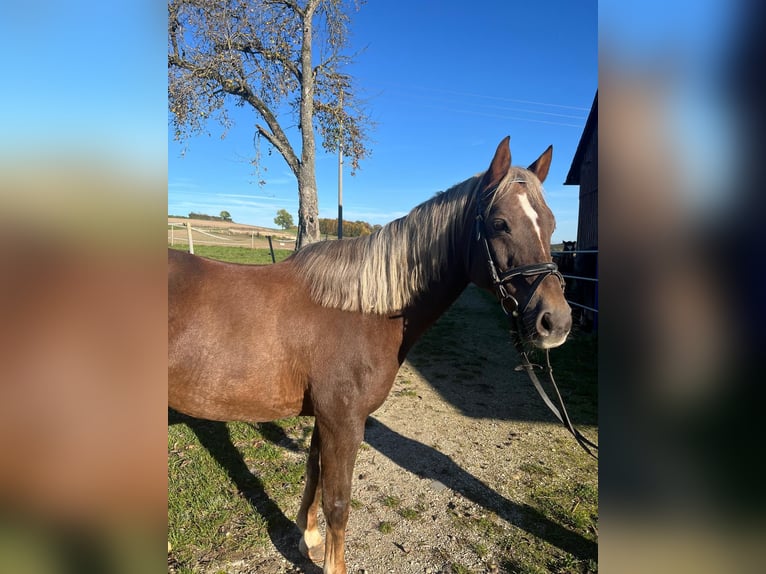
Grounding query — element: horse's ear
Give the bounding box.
[480,136,511,194]
[528,145,553,183]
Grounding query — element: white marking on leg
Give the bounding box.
[299,525,325,564]
[302,526,323,550]
[518,193,545,252]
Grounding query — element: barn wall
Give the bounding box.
[575,123,598,250]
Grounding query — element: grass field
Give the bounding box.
[168,244,597,573]
[168,244,294,265]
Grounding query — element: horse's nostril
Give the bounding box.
[538,311,553,335]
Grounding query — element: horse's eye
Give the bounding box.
[492,219,509,233]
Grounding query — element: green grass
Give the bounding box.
[168,415,315,570]
[398,507,420,520]
[168,243,293,264]
[530,482,598,532]
[469,540,488,558]
[518,461,555,477]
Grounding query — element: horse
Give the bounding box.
[553,240,576,277]
[168,136,572,574]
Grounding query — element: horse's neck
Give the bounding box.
[398,200,478,358]
[398,269,470,361]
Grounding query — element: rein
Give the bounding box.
[475,188,598,460]
[513,345,598,459]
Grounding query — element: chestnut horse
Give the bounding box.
[168,137,572,574]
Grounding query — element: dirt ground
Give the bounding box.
[184,286,597,573]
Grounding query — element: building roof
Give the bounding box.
[564,91,598,186]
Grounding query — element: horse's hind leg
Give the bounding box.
[317,415,365,574]
[297,424,324,562]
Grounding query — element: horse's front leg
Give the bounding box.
[297,423,324,562]
[317,414,365,574]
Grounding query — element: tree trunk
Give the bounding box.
[170,0,371,252]
[295,0,321,250]
[296,168,320,251]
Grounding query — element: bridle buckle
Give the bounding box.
[499,291,519,317]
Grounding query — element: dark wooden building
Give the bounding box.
[564,92,598,330]
[565,92,598,250]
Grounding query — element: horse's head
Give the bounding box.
[469,137,572,349]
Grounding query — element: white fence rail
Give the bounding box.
[169,221,297,262]
[169,222,295,248]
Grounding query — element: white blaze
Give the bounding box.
[518,193,545,251]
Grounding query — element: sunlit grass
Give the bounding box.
[168,243,293,264]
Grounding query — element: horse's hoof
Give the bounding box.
[299,538,325,563]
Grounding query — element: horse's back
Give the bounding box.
[167,248,402,423]
[168,248,280,309]
[168,249,308,421]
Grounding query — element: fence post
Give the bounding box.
[266,235,275,263]
[186,222,194,254]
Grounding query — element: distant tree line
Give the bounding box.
[176,211,233,222]
[171,209,380,237]
[319,218,382,238]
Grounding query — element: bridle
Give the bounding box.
[475,183,598,459]
[474,182,565,320]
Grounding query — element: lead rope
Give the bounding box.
[513,342,598,459]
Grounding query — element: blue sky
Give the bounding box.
[0,2,166,170]
[0,1,740,246]
[168,1,597,244]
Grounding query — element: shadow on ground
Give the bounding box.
[169,405,596,570]
[406,285,597,427]
[168,409,322,574]
[363,416,597,562]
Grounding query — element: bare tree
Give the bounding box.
[169,0,372,249]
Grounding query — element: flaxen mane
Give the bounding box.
[291,166,546,314]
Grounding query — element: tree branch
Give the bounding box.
[221,80,301,174]
[264,0,303,17]
[216,39,302,83]
[256,124,300,175]
[168,52,300,175]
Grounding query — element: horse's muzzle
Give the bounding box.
[533,303,572,349]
